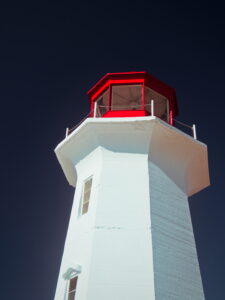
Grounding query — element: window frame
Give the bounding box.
[79,176,93,216]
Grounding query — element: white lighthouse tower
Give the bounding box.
[54,72,210,300]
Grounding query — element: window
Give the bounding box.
[63,266,81,300]
[68,276,78,300]
[111,85,142,110]
[145,87,169,122]
[95,89,109,117]
[81,177,93,215]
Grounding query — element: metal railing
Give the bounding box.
[65,110,94,137]
[65,100,197,140]
[173,118,197,139]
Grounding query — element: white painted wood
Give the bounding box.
[65,127,69,137]
[150,161,204,299]
[193,124,197,139]
[55,117,209,196]
[93,101,97,118]
[54,117,209,300]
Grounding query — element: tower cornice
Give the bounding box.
[55,117,209,196]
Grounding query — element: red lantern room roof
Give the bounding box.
[87,72,178,125]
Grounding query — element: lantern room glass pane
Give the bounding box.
[145,87,169,122]
[96,89,109,117]
[111,85,142,110]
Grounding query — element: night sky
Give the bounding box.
[1,1,225,299]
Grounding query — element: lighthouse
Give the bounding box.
[54,72,210,300]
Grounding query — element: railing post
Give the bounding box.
[65,127,69,137]
[193,124,197,140]
[151,99,154,116]
[94,102,97,118]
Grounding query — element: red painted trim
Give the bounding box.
[87,71,179,122]
[102,110,148,118]
[91,81,110,101]
[87,71,146,98]
[91,79,144,101]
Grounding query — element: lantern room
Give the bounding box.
[87,72,178,125]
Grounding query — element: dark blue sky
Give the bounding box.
[1,1,224,299]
